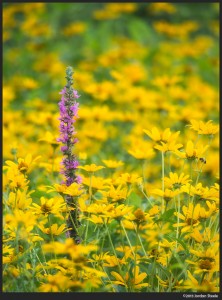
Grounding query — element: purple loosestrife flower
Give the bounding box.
[58,66,82,244]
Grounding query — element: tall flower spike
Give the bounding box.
[58,66,82,244]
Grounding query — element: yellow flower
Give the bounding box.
[189,227,219,245]
[102,159,124,168]
[31,196,66,219]
[63,22,87,36]
[87,214,104,225]
[173,203,200,233]
[82,175,109,191]
[176,140,209,160]
[156,275,183,290]
[38,131,60,147]
[46,183,67,194]
[180,271,219,292]
[4,209,37,230]
[149,3,177,14]
[116,173,142,185]
[4,154,41,174]
[100,184,129,203]
[5,189,33,210]
[42,238,97,259]
[154,141,183,153]
[151,188,180,202]
[188,120,219,135]
[143,127,180,144]
[182,183,219,203]
[103,204,134,221]
[111,266,149,289]
[39,271,76,292]
[38,223,68,236]
[128,146,154,160]
[78,164,105,173]
[63,182,83,197]
[164,172,191,190]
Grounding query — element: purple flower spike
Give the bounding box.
[57,67,81,186]
[57,67,82,244]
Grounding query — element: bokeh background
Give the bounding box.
[3,2,219,188]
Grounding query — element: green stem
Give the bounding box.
[133,224,139,291]
[120,220,135,256]
[132,222,148,257]
[104,221,128,291]
[84,174,92,245]
[161,151,165,215]
[48,215,57,261]
[176,194,181,250]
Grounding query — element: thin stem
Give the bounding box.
[161,151,165,215]
[120,220,135,256]
[104,221,128,291]
[48,215,57,261]
[132,222,148,257]
[84,174,92,245]
[176,194,181,250]
[133,224,139,291]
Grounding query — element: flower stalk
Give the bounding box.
[57,66,81,244]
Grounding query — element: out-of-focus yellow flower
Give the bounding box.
[116,173,142,185]
[39,271,78,292]
[153,21,199,39]
[111,266,149,289]
[4,209,37,230]
[63,182,83,197]
[100,184,129,203]
[149,3,176,14]
[154,141,183,153]
[151,188,180,202]
[4,154,41,175]
[176,140,209,160]
[78,164,105,173]
[144,127,180,144]
[93,3,137,20]
[179,271,219,292]
[102,159,124,168]
[38,223,68,236]
[82,175,109,191]
[188,120,219,135]
[63,21,87,36]
[38,131,60,147]
[5,189,33,210]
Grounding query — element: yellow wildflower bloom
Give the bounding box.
[38,223,68,236]
[102,159,124,168]
[143,127,180,144]
[31,196,66,219]
[154,141,183,153]
[176,140,208,160]
[63,22,87,36]
[111,266,149,289]
[164,172,191,190]
[188,120,219,135]
[180,271,219,292]
[151,188,180,202]
[173,203,200,233]
[100,184,129,203]
[63,182,83,197]
[128,146,154,160]
[78,164,105,172]
[38,131,60,147]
